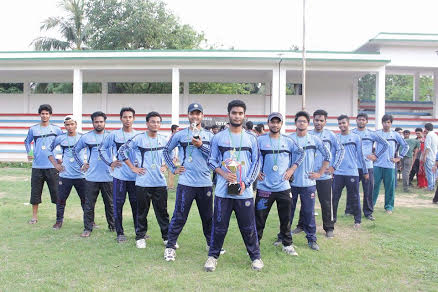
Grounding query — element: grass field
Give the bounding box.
[1,167,438,291]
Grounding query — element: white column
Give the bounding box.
[433,72,438,118]
[413,72,420,102]
[73,68,83,131]
[101,81,108,113]
[182,81,189,113]
[375,68,386,130]
[171,68,180,126]
[278,68,287,133]
[271,69,279,112]
[264,80,271,115]
[351,78,359,117]
[23,80,30,113]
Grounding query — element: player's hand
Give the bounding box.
[283,167,296,181]
[192,137,203,148]
[239,182,246,195]
[81,163,90,172]
[391,157,401,163]
[327,166,335,174]
[111,160,123,171]
[55,164,65,173]
[258,172,265,181]
[433,166,437,173]
[175,166,185,174]
[160,165,167,173]
[131,167,146,176]
[364,173,370,180]
[27,155,33,162]
[222,172,237,183]
[308,172,321,180]
[367,154,378,161]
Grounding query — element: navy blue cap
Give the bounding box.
[188,103,203,113]
[268,112,283,122]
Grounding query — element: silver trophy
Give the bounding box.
[222,150,245,195]
[192,122,200,139]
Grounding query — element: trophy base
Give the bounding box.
[227,182,241,195]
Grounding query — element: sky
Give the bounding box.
[1,0,438,52]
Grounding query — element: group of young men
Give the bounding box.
[26,99,437,272]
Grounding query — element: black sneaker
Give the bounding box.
[292,227,304,234]
[325,230,334,238]
[366,215,376,221]
[308,241,319,251]
[117,234,127,243]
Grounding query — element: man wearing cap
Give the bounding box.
[98,107,138,243]
[162,103,217,261]
[255,112,304,255]
[47,115,86,229]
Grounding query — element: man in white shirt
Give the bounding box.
[423,123,438,191]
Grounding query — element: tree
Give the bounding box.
[86,0,205,50]
[31,0,90,50]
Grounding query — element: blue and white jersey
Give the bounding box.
[48,133,85,179]
[289,133,331,188]
[24,123,63,169]
[73,130,113,182]
[118,132,169,187]
[310,129,344,180]
[257,133,304,192]
[334,132,368,176]
[98,128,138,181]
[208,129,260,199]
[163,127,213,187]
[352,128,389,169]
[374,130,409,169]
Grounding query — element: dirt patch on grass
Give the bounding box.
[0,176,29,182]
[376,192,437,208]
[0,192,6,198]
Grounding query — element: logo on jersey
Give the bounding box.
[206,191,212,197]
[350,178,355,183]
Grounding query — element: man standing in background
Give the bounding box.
[402,130,420,192]
[423,123,438,191]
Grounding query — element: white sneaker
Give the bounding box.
[163,240,180,249]
[204,256,217,272]
[282,245,298,256]
[206,245,226,255]
[251,259,264,271]
[136,239,146,249]
[164,248,176,261]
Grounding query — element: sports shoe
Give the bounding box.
[433,200,438,204]
[354,223,361,229]
[325,230,334,238]
[80,230,91,238]
[164,248,176,261]
[291,227,303,234]
[282,245,298,256]
[206,245,226,255]
[308,241,319,251]
[366,215,375,221]
[136,239,146,249]
[163,240,179,249]
[52,222,62,230]
[251,259,264,271]
[273,238,282,246]
[117,234,127,243]
[204,256,217,272]
[385,210,393,215]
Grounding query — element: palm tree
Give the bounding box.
[31,0,89,50]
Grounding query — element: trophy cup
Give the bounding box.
[222,150,244,195]
[191,123,200,139]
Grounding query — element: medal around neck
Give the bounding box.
[222,152,244,195]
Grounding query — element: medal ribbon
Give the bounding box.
[146,133,158,166]
[269,135,281,167]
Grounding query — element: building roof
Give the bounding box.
[356,32,438,52]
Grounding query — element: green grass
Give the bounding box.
[1,168,438,291]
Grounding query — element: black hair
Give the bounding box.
[227,99,246,113]
[146,111,162,122]
[38,104,53,114]
[246,121,254,130]
[357,112,368,120]
[425,123,434,131]
[171,124,179,132]
[382,114,393,123]
[295,111,310,123]
[403,130,410,134]
[415,127,423,132]
[91,111,107,122]
[220,125,226,131]
[337,114,349,121]
[120,107,135,118]
[313,109,328,119]
[211,125,219,129]
[394,127,403,132]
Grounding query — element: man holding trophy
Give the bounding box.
[205,100,262,272]
[163,103,217,262]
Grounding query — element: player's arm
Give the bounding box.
[330,134,344,173]
[163,132,181,174]
[24,127,34,161]
[47,136,64,172]
[119,135,145,175]
[311,137,330,179]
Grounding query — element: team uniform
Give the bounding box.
[287,133,330,245]
[73,131,115,232]
[208,129,261,261]
[347,128,389,217]
[372,130,409,211]
[163,127,214,251]
[332,132,368,225]
[48,133,87,224]
[99,129,138,237]
[255,133,304,247]
[296,129,344,233]
[24,123,63,205]
[118,133,170,242]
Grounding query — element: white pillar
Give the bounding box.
[265,80,271,115]
[101,81,108,113]
[171,68,180,126]
[278,68,287,133]
[23,80,30,113]
[271,69,280,112]
[73,68,83,131]
[433,72,438,118]
[375,68,386,130]
[351,78,359,117]
[413,72,420,102]
[182,81,189,113]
